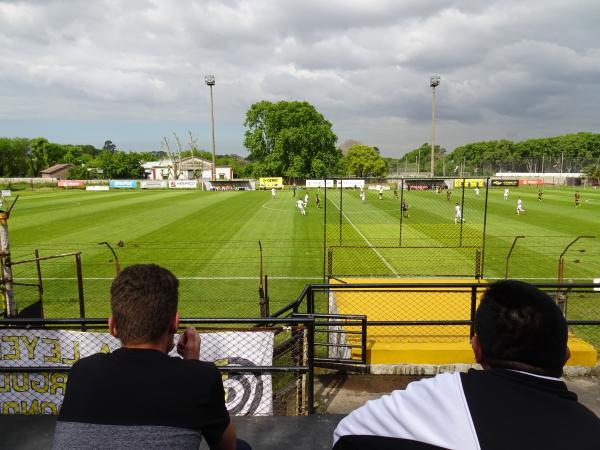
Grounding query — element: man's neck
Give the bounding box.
[121,335,172,354]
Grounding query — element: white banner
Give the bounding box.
[305,180,334,188]
[85,186,109,191]
[141,180,168,189]
[336,179,365,188]
[1,190,11,197]
[169,180,198,189]
[0,329,273,416]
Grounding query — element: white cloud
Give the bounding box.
[0,0,599,154]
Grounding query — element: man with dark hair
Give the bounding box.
[333,280,600,450]
[54,264,248,450]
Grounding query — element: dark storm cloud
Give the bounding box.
[0,0,598,154]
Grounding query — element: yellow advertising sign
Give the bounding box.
[453,178,485,188]
[258,177,284,189]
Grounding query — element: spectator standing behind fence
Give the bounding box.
[53,264,250,450]
[332,280,600,450]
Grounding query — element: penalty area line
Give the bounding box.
[328,197,399,277]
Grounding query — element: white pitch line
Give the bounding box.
[328,198,399,277]
[16,276,323,281]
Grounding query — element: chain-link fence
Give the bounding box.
[0,317,314,416]
[6,239,323,319]
[323,178,488,280]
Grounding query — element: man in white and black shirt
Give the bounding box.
[333,280,600,450]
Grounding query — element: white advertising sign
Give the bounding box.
[336,179,365,188]
[141,180,168,189]
[0,329,273,416]
[85,186,110,191]
[305,180,334,188]
[169,180,198,189]
[1,190,11,197]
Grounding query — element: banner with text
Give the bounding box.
[519,178,544,185]
[85,186,109,191]
[336,179,365,189]
[490,179,519,187]
[109,180,137,189]
[453,178,485,188]
[169,180,198,189]
[58,180,85,188]
[305,180,334,188]
[258,178,283,189]
[0,329,273,416]
[141,180,168,189]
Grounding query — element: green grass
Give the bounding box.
[4,185,600,324]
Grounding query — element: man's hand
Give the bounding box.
[177,326,201,360]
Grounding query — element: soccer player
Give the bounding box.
[504,188,509,201]
[296,199,306,215]
[304,192,309,207]
[454,202,464,224]
[315,194,321,208]
[517,197,525,215]
[378,186,383,200]
[447,189,452,201]
[538,189,543,202]
[271,187,276,199]
[402,201,409,218]
[474,186,480,196]
[575,191,581,207]
[393,188,399,200]
[360,189,366,204]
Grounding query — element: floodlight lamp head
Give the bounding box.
[205,74,216,86]
[430,74,441,87]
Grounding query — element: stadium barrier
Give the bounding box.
[272,282,600,370]
[0,317,315,416]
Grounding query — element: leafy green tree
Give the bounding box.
[98,150,143,179]
[243,100,341,178]
[345,144,387,177]
[102,140,117,153]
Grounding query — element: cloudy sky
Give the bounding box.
[1,0,599,157]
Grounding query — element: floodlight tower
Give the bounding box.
[205,74,217,181]
[430,74,441,177]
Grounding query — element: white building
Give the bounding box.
[143,157,233,181]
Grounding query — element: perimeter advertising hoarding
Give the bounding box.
[109,180,137,189]
[453,178,485,188]
[1,190,11,197]
[519,178,544,185]
[490,179,519,187]
[85,186,110,191]
[57,180,85,188]
[305,180,334,188]
[258,177,284,189]
[168,180,197,189]
[0,329,273,416]
[336,179,365,188]
[141,180,168,189]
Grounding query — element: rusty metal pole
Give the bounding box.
[0,211,16,317]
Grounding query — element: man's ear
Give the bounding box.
[471,335,484,364]
[169,311,179,333]
[108,316,117,338]
[563,346,571,365]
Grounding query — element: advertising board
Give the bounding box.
[141,180,168,189]
[168,180,197,189]
[57,180,85,188]
[258,177,284,189]
[453,178,485,188]
[336,179,365,188]
[1,190,11,197]
[85,186,110,191]
[305,180,334,188]
[109,180,137,189]
[490,179,519,187]
[519,178,544,185]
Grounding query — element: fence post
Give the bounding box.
[75,253,86,328]
[327,248,333,279]
[0,211,16,317]
[34,249,45,319]
[469,285,477,338]
[307,287,315,314]
[306,319,315,414]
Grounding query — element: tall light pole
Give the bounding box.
[430,75,440,177]
[205,74,217,181]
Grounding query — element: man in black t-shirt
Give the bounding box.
[54,264,250,450]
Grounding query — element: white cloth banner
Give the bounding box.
[0,329,273,416]
[169,180,198,189]
[305,180,334,188]
[336,179,365,188]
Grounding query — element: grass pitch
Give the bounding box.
[3,185,600,321]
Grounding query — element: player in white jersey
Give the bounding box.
[475,186,480,196]
[516,197,525,215]
[360,189,366,204]
[503,188,509,201]
[454,202,464,224]
[296,199,306,215]
[271,187,276,199]
[303,192,309,207]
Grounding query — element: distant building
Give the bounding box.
[142,157,232,180]
[41,163,73,179]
